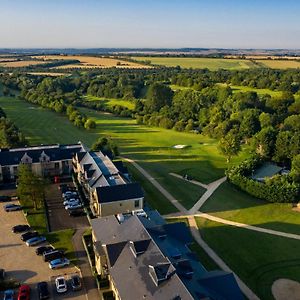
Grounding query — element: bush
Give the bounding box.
[227,156,300,203]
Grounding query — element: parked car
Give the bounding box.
[65,203,83,210]
[26,236,46,246]
[18,284,30,300]
[0,195,11,202]
[55,276,67,293]
[3,290,14,300]
[12,224,31,233]
[35,246,54,256]
[69,209,85,217]
[43,250,64,262]
[63,198,80,206]
[4,203,22,212]
[70,274,82,291]
[49,257,70,269]
[37,281,50,299]
[0,268,5,280]
[21,231,39,241]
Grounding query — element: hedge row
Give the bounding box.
[226,156,299,203]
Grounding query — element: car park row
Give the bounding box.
[1,183,84,298]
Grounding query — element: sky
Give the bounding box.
[1,0,300,49]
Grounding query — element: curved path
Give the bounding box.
[125,157,260,299]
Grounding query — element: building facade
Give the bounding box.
[0,143,82,183]
[73,147,144,217]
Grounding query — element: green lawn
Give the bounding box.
[84,94,135,110]
[196,218,300,300]
[201,182,300,235]
[218,83,284,98]
[46,229,76,262]
[0,96,98,146]
[131,57,257,70]
[0,95,240,210]
[126,163,177,214]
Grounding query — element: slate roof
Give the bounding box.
[91,213,243,300]
[0,144,82,166]
[95,182,144,204]
[91,215,193,300]
[198,271,244,300]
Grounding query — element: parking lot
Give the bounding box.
[0,190,88,299]
[46,182,89,232]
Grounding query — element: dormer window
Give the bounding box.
[149,263,172,286]
[129,239,151,257]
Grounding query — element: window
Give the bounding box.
[134,200,140,208]
[54,162,60,169]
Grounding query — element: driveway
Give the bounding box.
[46,183,89,232]
[0,198,85,299]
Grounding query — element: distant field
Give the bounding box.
[84,95,135,110]
[27,72,69,76]
[33,55,151,69]
[257,59,300,69]
[131,56,257,70]
[217,83,283,97]
[0,60,48,67]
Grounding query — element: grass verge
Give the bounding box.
[201,182,300,235]
[195,217,300,300]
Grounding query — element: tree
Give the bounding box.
[91,137,120,157]
[84,119,96,130]
[291,154,300,183]
[218,130,241,163]
[145,83,173,112]
[17,164,45,210]
[252,126,277,158]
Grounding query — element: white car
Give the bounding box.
[63,191,77,198]
[65,203,83,210]
[55,276,67,293]
[63,198,79,206]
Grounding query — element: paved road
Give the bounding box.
[0,196,81,300]
[72,228,100,300]
[46,183,89,232]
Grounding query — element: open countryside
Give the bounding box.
[132,56,300,69]
[1,1,300,299]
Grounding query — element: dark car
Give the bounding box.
[35,246,54,256]
[21,231,38,241]
[0,195,11,202]
[18,284,30,300]
[69,209,85,217]
[37,281,49,299]
[4,203,22,212]
[70,275,82,291]
[12,224,31,233]
[43,250,64,262]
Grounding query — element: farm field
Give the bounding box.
[257,59,300,69]
[84,94,135,110]
[33,55,151,69]
[201,182,300,235]
[196,218,300,300]
[131,56,258,70]
[217,83,284,97]
[0,60,49,67]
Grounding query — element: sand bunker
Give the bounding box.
[173,144,188,149]
[272,278,300,300]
